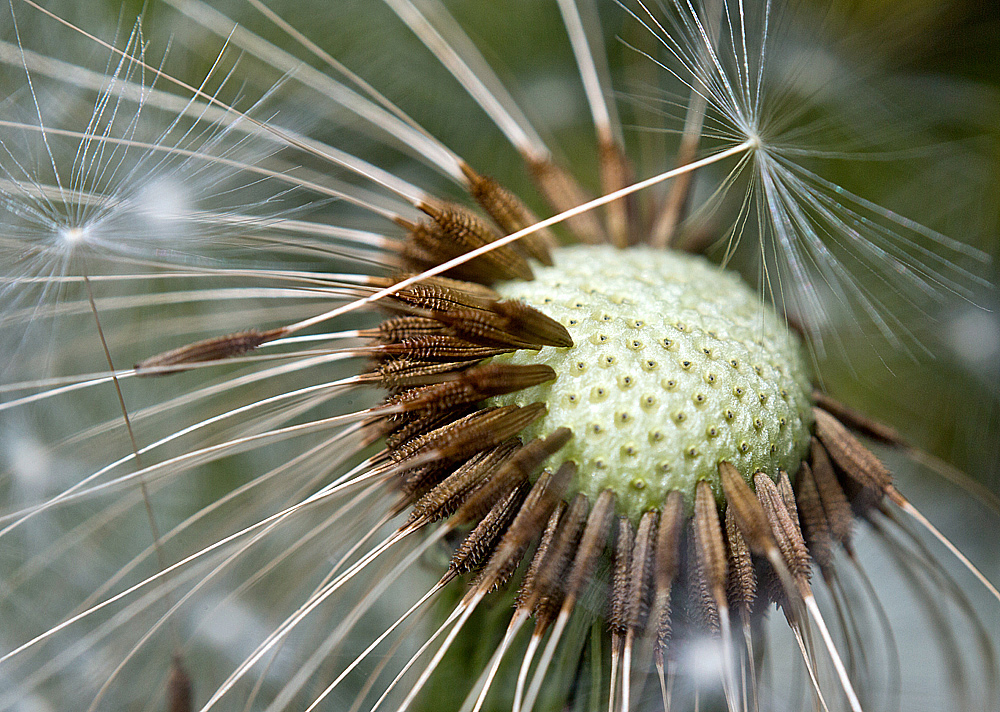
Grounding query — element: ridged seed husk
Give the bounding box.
[530,493,591,626]
[461,164,557,266]
[405,202,534,283]
[609,516,635,637]
[725,506,756,615]
[447,483,528,582]
[809,437,855,545]
[814,407,891,510]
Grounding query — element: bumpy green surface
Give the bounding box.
[489,246,814,521]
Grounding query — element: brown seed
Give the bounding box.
[488,300,574,348]
[809,438,855,546]
[135,328,281,374]
[376,360,472,390]
[718,461,775,554]
[376,335,515,362]
[515,501,567,611]
[450,427,571,526]
[626,510,659,632]
[474,461,575,594]
[754,473,811,584]
[794,460,835,570]
[561,490,616,609]
[167,656,193,712]
[693,480,728,605]
[524,154,607,244]
[446,482,528,582]
[410,202,534,282]
[460,163,557,266]
[392,364,556,414]
[393,403,547,465]
[598,136,637,248]
[531,493,591,626]
[725,506,756,615]
[406,441,520,527]
[376,277,494,313]
[432,300,572,349]
[652,491,685,657]
[608,516,635,636]
[814,407,892,508]
[371,316,446,342]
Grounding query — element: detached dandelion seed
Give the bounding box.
[1,1,998,712]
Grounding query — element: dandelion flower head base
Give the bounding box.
[490,245,814,521]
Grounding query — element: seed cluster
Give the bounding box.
[491,245,814,520]
[136,165,902,712]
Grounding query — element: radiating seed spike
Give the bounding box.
[489,300,574,348]
[397,402,546,464]
[135,327,282,374]
[515,502,567,610]
[373,316,446,342]
[810,438,856,545]
[376,276,494,312]
[754,473,812,584]
[397,460,456,503]
[462,363,557,395]
[794,461,835,570]
[385,406,474,451]
[451,427,571,526]
[430,300,571,349]
[562,490,616,608]
[407,274,501,302]
[812,392,903,445]
[377,359,474,390]
[525,155,607,244]
[652,491,685,658]
[814,407,892,507]
[609,516,635,636]
[390,407,496,462]
[531,493,591,626]
[430,306,542,349]
[687,526,721,633]
[694,480,729,604]
[725,507,756,615]
[447,483,529,581]
[460,163,557,265]
[655,491,686,590]
[476,462,576,593]
[626,510,659,632]
[778,471,798,520]
[416,202,535,282]
[377,335,515,362]
[407,441,520,527]
[394,364,556,414]
[718,461,776,554]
